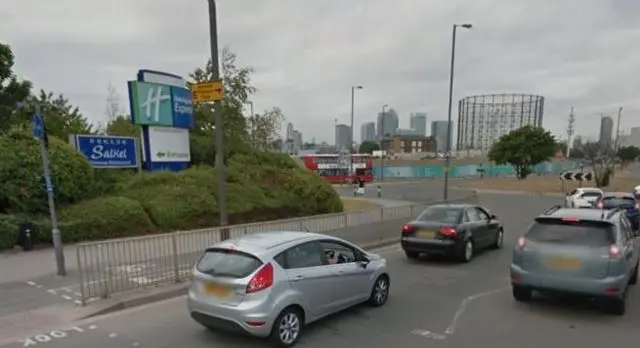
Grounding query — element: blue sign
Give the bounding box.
[32,113,44,138]
[171,87,194,128]
[73,135,139,169]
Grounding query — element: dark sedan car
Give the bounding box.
[596,192,640,231]
[400,203,504,262]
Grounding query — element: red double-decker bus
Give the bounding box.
[301,153,374,184]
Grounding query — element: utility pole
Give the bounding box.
[614,107,623,151]
[349,86,363,180]
[380,104,388,182]
[32,105,66,276]
[208,0,228,234]
[566,106,575,158]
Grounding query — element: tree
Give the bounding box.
[583,141,615,187]
[245,107,285,151]
[189,46,253,156]
[488,125,557,179]
[556,141,567,157]
[0,43,32,133]
[359,140,380,154]
[616,145,640,167]
[106,115,139,138]
[12,90,95,141]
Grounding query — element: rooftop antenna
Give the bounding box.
[566,106,575,158]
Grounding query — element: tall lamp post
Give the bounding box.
[208,0,229,235]
[350,85,363,181]
[443,23,472,201]
[380,104,388,182]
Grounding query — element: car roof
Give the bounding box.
[578,187,602,192]
[427,203,476,209]
[210,231,337,257]
[603,192,635,198]
[541,207,620,222]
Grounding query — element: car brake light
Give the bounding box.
[561,217,579,222]
[609,245,621,258]
[402,224,414,233]
[439,226,456,237]
[516,236,526,249]
[246,263,273,294]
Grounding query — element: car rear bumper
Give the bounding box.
[510,264,627,297]
[401,237,460,255]
[187,289,273,337]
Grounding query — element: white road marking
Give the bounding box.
[61,295,73,301]
[88,325,97,330]
[26,281,37,286]
[108,333,118,338]
[132,343,140,347]
[410,329,447,340]
[445,287,509,335]
[16,325,97,346]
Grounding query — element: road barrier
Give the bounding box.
[75,191,478,304]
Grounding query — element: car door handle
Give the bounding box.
[292,275,304,282]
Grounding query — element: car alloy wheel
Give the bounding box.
[464,240,473,262]
[277,310,301,346]
[374,277,389,305]
[495,230,504,248]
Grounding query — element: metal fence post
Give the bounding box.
[76,247,86,306]
[380,207,384,222]
[171,233,180,283]
[343,213,348,231]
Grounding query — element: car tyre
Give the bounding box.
[405,250,419,259]
[630,263,638,285]
[512,286,532,302]
[368,275,390,307]
[604,296,626,316]
[269,307,303,347]
[491,229,504,249]
[459,239,474,263]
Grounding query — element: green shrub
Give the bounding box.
[0,214,21,250]
[40,196,155,243]
[0,129,96,214]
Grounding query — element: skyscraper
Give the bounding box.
[335,124,351,150]
[360,122,376,143]
[377,108,399,139]
[599,115,614,149]
[431,120,453,152]
[409,112,427,136]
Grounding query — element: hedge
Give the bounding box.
[0,129,97,215]
[0,149,343,249]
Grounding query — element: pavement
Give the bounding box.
[7,192,636,348]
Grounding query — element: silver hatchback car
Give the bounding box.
[187,231,390,347]
[511,206,640,315]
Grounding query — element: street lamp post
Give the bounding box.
[208,0,229,236]
[350,85,363,181]
[443,23,472,201]
[380,104,388,182]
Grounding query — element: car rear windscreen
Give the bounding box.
[581,192,602,198]
[417,207,461,224]
[526,219,615,247]
[196,248,263,278]
[601,196,636,209]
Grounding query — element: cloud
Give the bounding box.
[1,0,639,144]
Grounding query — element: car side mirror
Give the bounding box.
[357,254,370,268]
[490,214,497,220]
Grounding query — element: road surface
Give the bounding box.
[6,193,637,348]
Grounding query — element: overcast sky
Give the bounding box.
[2,0,639,144]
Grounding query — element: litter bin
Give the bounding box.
[17,222,39,251]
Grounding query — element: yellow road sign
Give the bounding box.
[191,81,224,102]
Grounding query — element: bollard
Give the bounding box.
[377,185,382,198]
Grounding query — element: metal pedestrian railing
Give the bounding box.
[75,191,478,304]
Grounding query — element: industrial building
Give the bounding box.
[456,94,544,151]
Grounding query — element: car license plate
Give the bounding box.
[418,230,436,238]
[547,256,582,271]
[202,283,231,297]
